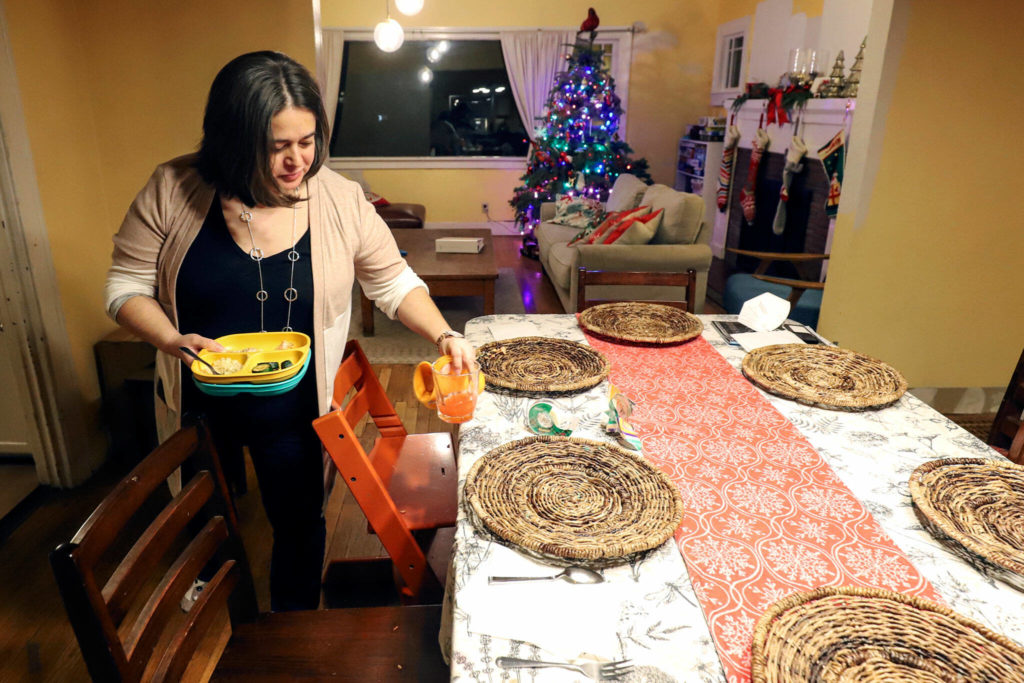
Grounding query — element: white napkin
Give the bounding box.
[487,322,537,341]
[458,551,623,660]
[738,292,791,332]
[732,329,804,352]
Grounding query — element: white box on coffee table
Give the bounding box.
[435,237,484,253]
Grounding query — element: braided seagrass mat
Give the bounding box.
[909,457,1024,592]
[751,586,1024,682]
[578,302,704,345]
[741,343,907,410]
[463,436,683,567]
[475,337,610,394]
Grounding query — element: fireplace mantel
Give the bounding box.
[725,98,856,158]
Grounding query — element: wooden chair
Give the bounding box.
[723,248,830,327]
[51,420,449,682]
[576,267,697,312]
[989,347,1024,465]
[312,340,457,605]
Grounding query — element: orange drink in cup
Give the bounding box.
[414,356,485,424]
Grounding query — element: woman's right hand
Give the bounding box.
[164,334,226,364]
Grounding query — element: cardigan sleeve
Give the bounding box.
[103,165,171,320]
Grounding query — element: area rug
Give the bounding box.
[348,267,526,364]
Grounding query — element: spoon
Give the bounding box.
[488,566,604,585]
[179,346,221,375]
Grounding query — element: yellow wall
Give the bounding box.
[6,0,315,418]
[324,0,719,221]
[820,3,1024,386]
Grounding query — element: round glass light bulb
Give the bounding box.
[427,47,441,63]
[395,0,424,15]
[436,40,450,53]
[373,18,404,52]
[418,66,433,83]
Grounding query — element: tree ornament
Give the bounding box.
[842,38,864,98]
[821,51,846,97]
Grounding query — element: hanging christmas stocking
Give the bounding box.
[818,130,846,218]
[772,135,807,235]
[739,128,770,224]
[716,124,741,212]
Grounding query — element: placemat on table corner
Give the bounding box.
[741,343,907,411]
[751,586,1024,682]
[578,302,704,345]
[463,436,684,567]
[909,457,1024,592]
[475,336,609,394]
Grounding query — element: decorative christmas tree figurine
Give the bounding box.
[821,50,846,97]
[842,38,865,97]
[510,10,650,256]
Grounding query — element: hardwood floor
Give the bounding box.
[0,238,717,681]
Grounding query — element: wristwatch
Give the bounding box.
[435,329,464,353]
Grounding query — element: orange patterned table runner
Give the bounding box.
[584,333,941,681]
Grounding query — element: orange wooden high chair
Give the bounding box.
[313,340,457,604]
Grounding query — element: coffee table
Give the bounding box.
[360,229,497,335]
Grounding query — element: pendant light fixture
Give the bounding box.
[373,0,405,53]
[395,0,424,16]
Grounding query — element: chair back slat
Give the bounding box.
[69,427,203,568]
[123,516,228,677]
[104,471,214,624]
[577,268,697,312]
[151,559,238,683]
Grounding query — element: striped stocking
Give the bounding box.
[740,128,770,225]
[716,125,741,212]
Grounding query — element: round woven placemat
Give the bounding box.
[464,436,683,566]
[751,586,1024,682]
[578,302,704,345]
[475,337,610,394]
[741,344,907,410]
[909,457,1024,592]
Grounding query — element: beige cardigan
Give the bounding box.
[106,154,418,442]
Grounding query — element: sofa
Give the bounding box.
[535,174,712,313]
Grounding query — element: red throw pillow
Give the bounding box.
[365,191,390,207]
[569,211,622,247]
[584,206,651,245]
[602,208,664,245]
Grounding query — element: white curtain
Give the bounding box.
[318,28,345,135]
[500,30,575,141]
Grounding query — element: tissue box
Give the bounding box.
[435,237,484,254]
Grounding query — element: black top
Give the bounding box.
[177,197,317,427]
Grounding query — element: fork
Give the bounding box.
[496,656,633,680]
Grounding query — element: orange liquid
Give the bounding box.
[437,392,477,424]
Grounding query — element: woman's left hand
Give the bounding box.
[442,336,476,373]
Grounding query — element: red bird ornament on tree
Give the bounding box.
[580,7,600,33]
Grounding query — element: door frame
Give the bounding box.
[0,5,95,486]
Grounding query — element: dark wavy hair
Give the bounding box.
[196,51,329,207]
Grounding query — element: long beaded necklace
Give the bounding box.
[239,193,303,333]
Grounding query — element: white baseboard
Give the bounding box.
[425,221,522,236]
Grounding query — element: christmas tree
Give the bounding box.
[510,22,650,255]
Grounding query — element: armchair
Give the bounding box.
[723,248,829,328]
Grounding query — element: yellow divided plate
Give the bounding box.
[191,332,310,385]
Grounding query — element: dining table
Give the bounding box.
[441,313,1024,682]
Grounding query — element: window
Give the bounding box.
[325,28,633,170]
[711,17,750,106]
[330,40,530,159]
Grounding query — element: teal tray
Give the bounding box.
[194,353,310,396]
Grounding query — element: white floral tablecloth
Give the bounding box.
[444,314,1024,682]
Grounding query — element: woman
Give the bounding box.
[104,51,474,611]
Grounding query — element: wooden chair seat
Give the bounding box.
[211,605,448,681]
